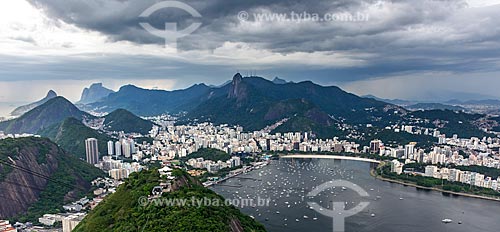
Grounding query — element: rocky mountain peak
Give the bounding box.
[46,90,57,98]
[78,82,114,104]
[228,73,247,100]
[10,90,58,116]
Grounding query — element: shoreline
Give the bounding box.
[370,168,500,203]
[204,161,269,187]
[280,154,381,163]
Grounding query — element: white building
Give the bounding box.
[107,141,114,155]
[85,138,99,165]
[425,165,438,178]
[122,141,131,158]
[62,213,86,232]
[390,160,403,175]
[404,142,416,159]
[115,141,122,157]
[448,169,462,182]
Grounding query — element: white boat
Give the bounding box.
[303,215,309,219]
[371,213,376,217]
[313,217,318,221]
[442,219,453,223]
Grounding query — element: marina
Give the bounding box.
[211,158,500,232]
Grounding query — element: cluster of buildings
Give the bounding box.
[372,128,500,169]
[98,156,144,180]
[34,177,122,231]
[37,213,86,232]
[85,137,146,180]
[144,121,500,190]
[106,138,137,159]
[382,128,500,191]
[0,132,35,140]
[85,137,140,164]
[186,156,241,173]
[144,123,362,162]
[91,177,122,197]
[61,197,89,213]
[423,165,499,190]
[389,158,500,193]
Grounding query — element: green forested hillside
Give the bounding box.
[103,109,154,134]
[74,169,266,232]
[39,117,111,160]
[0,137,105,222]
[1,97,91,134]
[182,148,231,161]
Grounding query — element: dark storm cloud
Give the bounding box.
[26,0,358,46]
[26,0,463,49]
[23,0,500,82]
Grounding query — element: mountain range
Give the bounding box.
[87,83,211,116]
[2,73,494,141]
[445,99,500,106]
[405,103,467,112]
[79,74,404,137]
[185,74,404,136]
[364,94,500,108]
[272,77,290,84]
[362,95,415,106]
[0,95,153,137]
[0,97,91,134]
[10,90,58,116]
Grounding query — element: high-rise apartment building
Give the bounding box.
[85,138,99,165]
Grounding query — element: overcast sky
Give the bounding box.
[1,0,500,103]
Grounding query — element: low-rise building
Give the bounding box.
[0,220,16,232]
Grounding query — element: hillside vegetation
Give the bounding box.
[182,148,231,162]
[0,137,105,222]
[74,169,266,232]
[39,117,111,160]
[103,109,154,134]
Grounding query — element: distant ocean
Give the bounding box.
[0,102,26,119]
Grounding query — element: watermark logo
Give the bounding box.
[307,180,370,232]
[238,11,369,23]
[138,196,271,208]
[139,1,202,50]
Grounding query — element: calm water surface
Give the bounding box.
[210,158,500,232]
